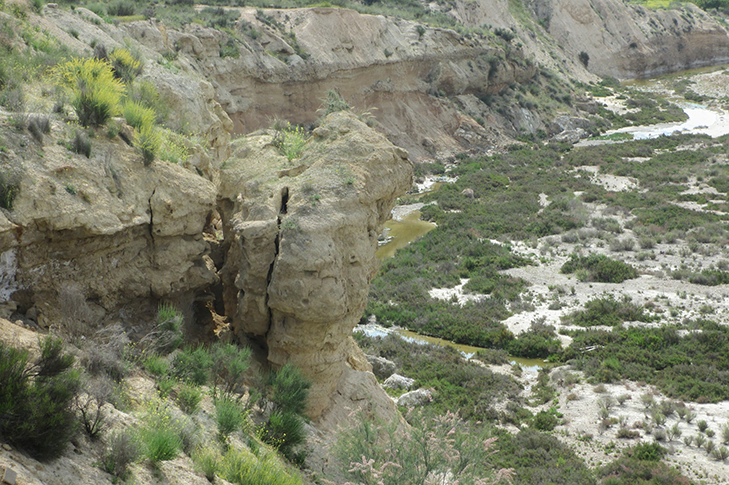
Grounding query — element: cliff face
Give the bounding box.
[529,0,729,79]
[0,134,218,329]
[117,7,537,161]
[218,112,412,420]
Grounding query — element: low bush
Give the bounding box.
[192,444,220,482]
[337,409,513,485]
[215,397,246,439]
[0,337,80,460]
[102,430,141,479]
[560,321,729,401]
[271,121,307,161]
[172,345,214,386]
[356,333,520,420]
[267,363,311,415]
[140,406,183,464]
[532,410,558,431]
[0,172,20,210]
[560,254,638,283]
[176,382,202,414]
[27,114,50,143]
[134,123,161,166]
[562,295,653,327]
[143,354,169,377]
[490,429,593,485]
[211,342,251,398]
[258,410,305,460]
[122,100,156,130]
[109,48,143,83]
[71,130,92,158]
[220,447,304,485]
[53,57,125,127]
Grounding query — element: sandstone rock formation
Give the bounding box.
[218,112,412,420]
[0,131,217,330]
[529,0,729,79]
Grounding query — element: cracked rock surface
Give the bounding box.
[218,112,412,419]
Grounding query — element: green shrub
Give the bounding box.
[109,48,143,83]
[128,80,168,123]
[140,410,183,464]
[0,172,20,210]
[267,363,311,416]
[562,295,653,327]
[176,382,202,414]
[134,123,161,166]
[532,410,558,431]
[215,397,246,439]
[172,346,214,386]
[560,254,638,283]
[143,355,169,377]
[259,410,305,459]
[53,57,125,127]
[122,100,156,130]
[192,444,220,482]
[0,337,80,460]
[220,447,304,485]
[210,342,252,398]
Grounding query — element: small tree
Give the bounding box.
[578,51,590,68]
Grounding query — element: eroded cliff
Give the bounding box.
[218,112,412,420]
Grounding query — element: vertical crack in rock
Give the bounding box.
[264,187,288,339]
[219,113,413,420]
[148,188,157,245]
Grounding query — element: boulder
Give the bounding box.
[366,354,397,379]
[383,373,415,390]
[397,388,433,407]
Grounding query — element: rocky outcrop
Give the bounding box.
[530,0,729,79]
[0,133,217,330]
[218,112,412,420]
[117,7,536,161]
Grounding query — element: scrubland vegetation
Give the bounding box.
[0,304,311,484]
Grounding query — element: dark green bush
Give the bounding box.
[267,363,311,416]
[215,397,245,439]
[259,410,305,459]
[491,429,595,485]
[560,254,638,283]
[172,346,214,386]
[562,295,653,327]
[356,333,520,420]
[211,342,251,398]
[0,338,80,460]
[531,410,558,431]
[0,173,20,210]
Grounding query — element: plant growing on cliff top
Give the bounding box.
[271,121,308,162]
[109,47,143,83]
[53,57,125,127]
[134,123,162,166]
